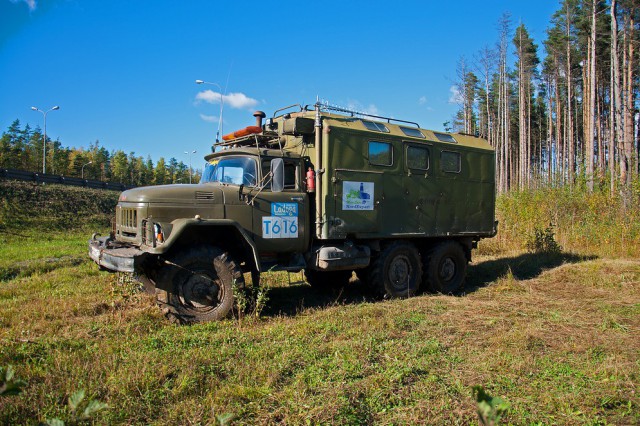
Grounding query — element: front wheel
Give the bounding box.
[156,246,243,324]
[423,241,467,294]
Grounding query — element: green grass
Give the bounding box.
[1,181,639,424]
[1,232,639,425]
[0,229,104,282]
[0,180,118,231]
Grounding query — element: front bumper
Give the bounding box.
[88,236,148,273]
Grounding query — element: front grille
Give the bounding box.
[120,208,137,228]
[116,207,138,239]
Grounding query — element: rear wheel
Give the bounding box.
[304,269,352,289]
[156,246,243,324]
[423,241,467,294]
[368,241,422,298]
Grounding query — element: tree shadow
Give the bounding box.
[260,252,597,318]
[465,251,597,293]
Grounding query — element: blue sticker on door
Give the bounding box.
[263,202,299,239]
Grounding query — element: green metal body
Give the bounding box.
[90,105,495,278]
[313,114,495,240]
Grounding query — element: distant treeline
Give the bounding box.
[0,120,202,186]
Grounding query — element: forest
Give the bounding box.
[1,0,639,198]
[450,0,638,198]
[0,120,202,186]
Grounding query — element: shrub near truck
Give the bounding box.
[89,103,496,323]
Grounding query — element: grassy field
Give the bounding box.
[0,229,638,425]
[0,181,639,424]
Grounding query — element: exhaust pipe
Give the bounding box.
[253,111,266,128]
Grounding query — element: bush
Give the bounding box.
[525,224,562,254]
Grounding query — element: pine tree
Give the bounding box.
[513,23,540,189]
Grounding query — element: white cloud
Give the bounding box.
[199,114,219,123]
[448,86,463,104]
[10,0,36,10]
[419,96,427,105]
[195,90,259,110]
[346,100,379,117]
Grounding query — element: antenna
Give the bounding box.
[220,62,234,140]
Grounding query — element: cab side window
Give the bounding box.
[262,160,298,190]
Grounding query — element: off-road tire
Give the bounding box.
[423,241,467,294]
[156,246,243,324]
[368,241,422,298]
[304,269,352,289]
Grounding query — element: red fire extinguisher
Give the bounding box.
[306,167,316,192]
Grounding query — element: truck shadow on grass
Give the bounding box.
[261,276,375,318]
[261,251,596,317]
[465,251,597,292]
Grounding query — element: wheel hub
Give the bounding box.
[388,255,412,286]
[439,258,456,282]
[180,273,221,310]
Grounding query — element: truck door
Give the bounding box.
[403,143,436,234]
[331,140,391,237]
[435,149,463,234]
[251,158,309,254]
[332,169,384,236]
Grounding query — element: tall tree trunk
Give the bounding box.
[527,83,532,188]
[547,76,554,183]
[612,0,624,189]
[610,0,619,196]
[586,0,597,191]
[623,13,635,184]
[555,69,563,185]
[566,1,575,186]
[518,28,525,190]
[597,89,605,177]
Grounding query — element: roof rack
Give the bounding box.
[315,101,421,128]
[212,132,280,149]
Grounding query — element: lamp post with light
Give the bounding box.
[184,150,197,184]
[31,105,60,174]
[195,80,224,142]
[82,161,93,179]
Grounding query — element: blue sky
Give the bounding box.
[1,0,559,167]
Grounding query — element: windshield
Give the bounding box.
[200,156,257,186]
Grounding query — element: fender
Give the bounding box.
[146,218,261,272]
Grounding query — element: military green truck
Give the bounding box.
[89,102,496,323]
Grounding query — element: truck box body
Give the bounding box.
[276,111,496,241]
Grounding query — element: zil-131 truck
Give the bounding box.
[89,102,496,323]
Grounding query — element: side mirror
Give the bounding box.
[270,158,284,192]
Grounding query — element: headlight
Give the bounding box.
[154,223,165,243]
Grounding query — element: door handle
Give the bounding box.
[290,196,304,202]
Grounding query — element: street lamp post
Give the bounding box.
[31,105,60,174]
[184,150,197,184]
[195,80,224,142]
[82,161,93,179]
